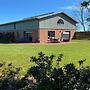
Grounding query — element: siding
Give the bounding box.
[39,15,76,30]
[0,20,39,31]
[16,20,39,30]
[0,24,14,31]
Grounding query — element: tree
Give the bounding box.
[78,7,87,31]
[73,0,89,32]
[81,0,90,9]
[81,0,90,30]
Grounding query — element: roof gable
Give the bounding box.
[24,12,77,23]
[0,12,77,26]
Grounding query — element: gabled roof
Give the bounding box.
[0,12,77,26]
[23,12,77,23]
[23,12,54,20]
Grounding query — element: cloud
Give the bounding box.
[58,5,80,11]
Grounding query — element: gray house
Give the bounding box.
[0,12,77,43]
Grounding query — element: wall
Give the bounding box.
[0,24,14,31]
[13,29,39,42]
[0,20,39,31]
[39,29,75,43]
[16,20,39,30]
[39,14,76,30]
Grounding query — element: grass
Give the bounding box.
[0,40,90,74]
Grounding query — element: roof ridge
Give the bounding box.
[23,12,54,20]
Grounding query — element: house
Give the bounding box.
[0,12,77,43]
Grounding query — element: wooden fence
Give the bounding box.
[73,32,90,39]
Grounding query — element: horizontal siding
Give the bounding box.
[16,20,39,30]
[0,24,14,31]
[39,15,76,30]
[0,20,39,32]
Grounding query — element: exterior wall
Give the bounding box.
[59,14,76,26]
[39,29,76,43]
[4,29,39,43]
[14,30,24,41]
[39,15,76,30]
[0,24,14,31]
[16,20,39,30]
[0,20,39,31]
[32,30,39,42]
[0,20,39,43]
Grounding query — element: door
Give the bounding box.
[61,31,70,41]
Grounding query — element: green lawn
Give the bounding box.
[0,40,90,74]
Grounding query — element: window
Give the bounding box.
[48,31,55,39]
[62,32,70,40]
[57,19,64,24]
[24,31,32,41]
[14,23,16,29]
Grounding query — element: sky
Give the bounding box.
[0,0,88,31]
[0,0,85,23]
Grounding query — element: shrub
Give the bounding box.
[0,52,90,90]
[27,52,90,90]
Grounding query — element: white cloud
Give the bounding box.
[59,5,80,11]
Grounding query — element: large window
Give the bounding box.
[48,31,55,39]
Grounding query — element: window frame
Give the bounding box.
[48,31,55,39]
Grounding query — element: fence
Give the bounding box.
[73,32,90,39]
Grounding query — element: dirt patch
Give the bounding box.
[14,42,77,45]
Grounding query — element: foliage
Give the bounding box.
[81,0,90,8]
[81,0,90,22]
[0,33,15,43]
[27,52,90,90]
[0,62,31,90]
[0,52,90,90]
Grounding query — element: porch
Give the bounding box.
[47,31,70,43]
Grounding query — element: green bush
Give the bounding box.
[0,52,90,90]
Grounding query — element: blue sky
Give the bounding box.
[0,0,84,24]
